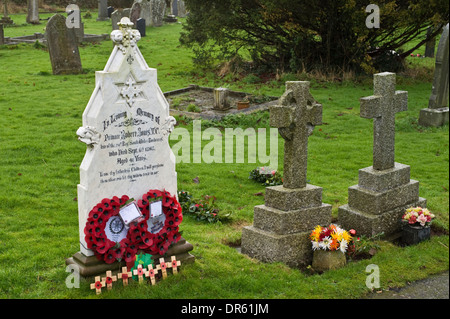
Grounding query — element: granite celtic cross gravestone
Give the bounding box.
[45,14,82,75]
[241,82,331,268]
[66,17,193,277]
[339,72,427,237]
[419,23,449,127]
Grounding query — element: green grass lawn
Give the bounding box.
[0,13,448,299]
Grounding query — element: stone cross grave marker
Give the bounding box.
[65,17,195,277]
[45,14,82,75]
[419,23,449,127]
[241,81,331,269]
[359,72,408,171]
[1,0,13,25]
[26,0,40,24]
[269,81,323,188]
[339,72,427,237]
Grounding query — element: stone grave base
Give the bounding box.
[241,226,313,269]
[66,237,195,278]
[241,184,332,269]
[418,107,449,127]
[338,163,427,238]
[338,197,427,238]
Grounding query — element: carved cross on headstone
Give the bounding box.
[120,76,142,107]
[360,72,408,171]
[270,82,323,189]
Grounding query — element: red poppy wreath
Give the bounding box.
[84,190,183,264]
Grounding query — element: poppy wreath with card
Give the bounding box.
[134,189,183,256]
[83,190,182,264]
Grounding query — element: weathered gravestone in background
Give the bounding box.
[419,23,449,127]
[130,1,142,26]
[339,72,427,238]
[66,3,84,43]
[177,0,186,18]
[150,0,166,27]
[241,81,332,268]
[97,0,109,21]
[45,14,82,75]
[107,6,114,18]
[26,0,40,24]
[65,17,193,277]
[111,10,124,30]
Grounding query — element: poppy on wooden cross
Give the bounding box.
[118,266,133,286]
[156,257,170,279]
[90,276,105,295]
[147,264,159,285]
[171,256,181,274]
[102,270,117,290]
[133,264,148,283]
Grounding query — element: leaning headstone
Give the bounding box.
[1,0,13,25]
[65,17,193,277]
[111,10,123,31]
[45,14,82,75]
[136,18,146,37]
[339,72,427,237]
[26,0,40,24]
[241,81,332,269]
[150,0,166,27]
[419,23,449,127]
[97,0,109,21]
[130,1,142,26]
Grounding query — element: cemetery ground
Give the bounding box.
[0,12,448,299]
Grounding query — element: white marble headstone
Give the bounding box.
[77,17,177,256]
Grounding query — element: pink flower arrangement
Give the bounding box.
[402,207,435,227]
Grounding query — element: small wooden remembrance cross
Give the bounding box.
[103,270,117,290]
[133,264,148,284]
[360,72,408,171]
[90,276,105,295]
[270,81,323,189]
[170,256,181,274]
[147,264,159,285]
[156,257,169,279]
[118,266,133,286]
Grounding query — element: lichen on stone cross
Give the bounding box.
[269,81,323,189]
[360,72,408,171]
